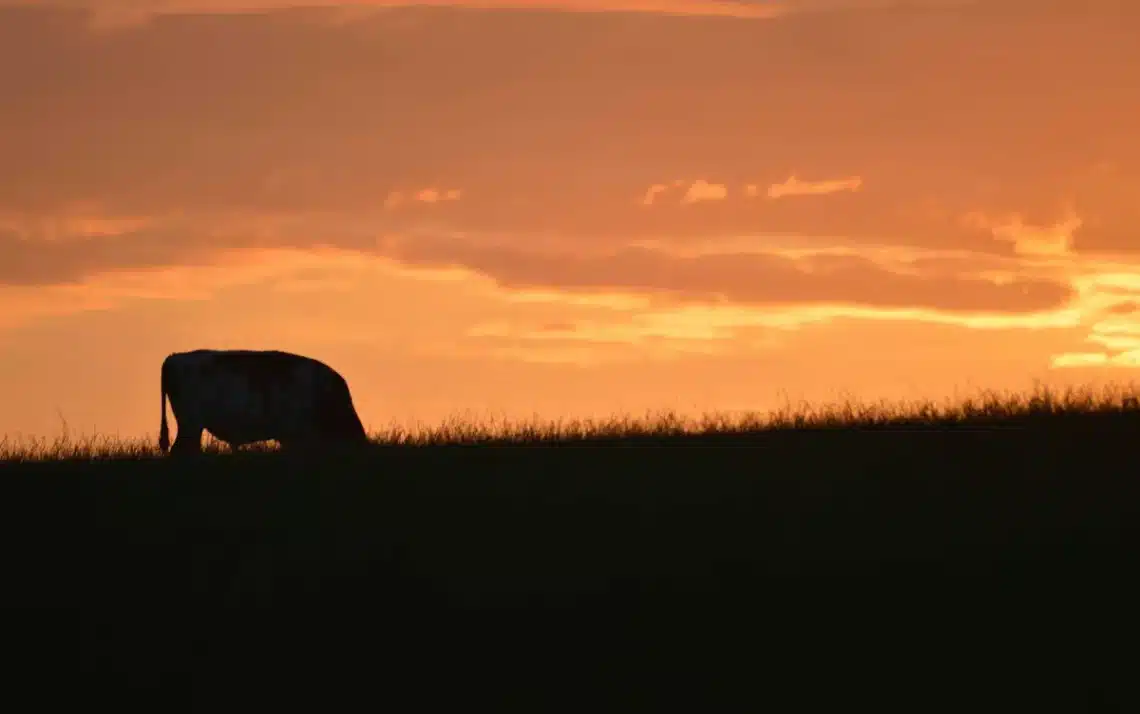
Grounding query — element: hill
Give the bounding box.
[2,383,1138,708]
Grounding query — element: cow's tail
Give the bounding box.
[159,357,171,453]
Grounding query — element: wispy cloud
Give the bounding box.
[963,210,1080,258]
[641,181,687,206]
[0,0,790,31]
[680,180,728,205]
[383,188,462,209]
[765,175,863,199]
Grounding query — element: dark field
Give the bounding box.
[2,385,1138,709]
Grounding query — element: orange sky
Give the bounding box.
[2,0,1140,442]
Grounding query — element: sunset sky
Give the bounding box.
[2,0,1140,441]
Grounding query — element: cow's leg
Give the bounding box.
[170,425,204,456]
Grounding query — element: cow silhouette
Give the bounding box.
[159,349,369,455]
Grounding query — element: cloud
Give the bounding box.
[644,175,862,206]
[0,209,154,241]
[1105,301,1140,316]
[1,223,207,287]
[1044,261,1140,369]
[640,180,688,206]
[373,231,1075,314]
[766,174,862,199]
[0,0,1070,25]
[1052,350,1140,369]
[1051,352,1108,368]
[0,209,1081,320]
[963,210,1080,257]
[414,187,462,203]
[641,183,671,206]
[0,244,369,331]
[384,188,462,208]
[680,180,728,204]
[2,3,1138,256]
[0,0,789,31]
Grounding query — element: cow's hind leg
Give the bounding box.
[170,426,204,457]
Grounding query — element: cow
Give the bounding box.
[158,349,370,456]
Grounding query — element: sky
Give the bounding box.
[2,0,1140,441]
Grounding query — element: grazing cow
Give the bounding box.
[158,349,369,456]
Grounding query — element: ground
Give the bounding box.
[1,386,1136,708]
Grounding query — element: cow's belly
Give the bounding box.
[190,378,316,446]
[204,400,315,446]
[206,421,277,447]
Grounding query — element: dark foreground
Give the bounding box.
[2,418,1138,709]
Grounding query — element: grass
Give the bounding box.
[4,380,1140,460]
[3,381,1139,706]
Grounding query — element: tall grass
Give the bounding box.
[3,381,1138,463]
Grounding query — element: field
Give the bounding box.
[3,383,1139,707]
